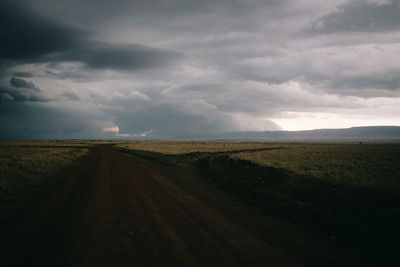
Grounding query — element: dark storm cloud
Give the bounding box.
[29,0,279,23]
[1,0,400,139]
[0,102,109,139]
[59,43,179,70]
[10,77,40,92]
[0,1,179,71]
[0,1,86,61]
[314,0,400,33]
[0,84,48,102]
[60,91,80,101]
[110,104,236,138]
[327,74,400,91]
[12,72,35,78]
[0,76,50,102]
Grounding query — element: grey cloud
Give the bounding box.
[12,72,35,78]
[64,43,179,71]
[220,43,400,95]
[0,1,87,62]
[313,0,400,33]
[0,93,14,101]
[0,78,49,102]
[29,0,280,23]
[45,71,58,77]
[27,0,303,42]
[160,83,268,114]
[109,103,237,138]
[0,102,113,139]
[326,74,400,91]
[10,77,40,91]
[0,88,49,102]
[0,1,179,71]
[98,82,282,137]
[1,0,400,139]
[61,91,80,101]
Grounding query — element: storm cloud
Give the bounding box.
[314,0,400,33]
[10,77,40,92]
[0,1,85,62]
[1,0,399,138]
[0,77,48,103]
[0,1,178,70]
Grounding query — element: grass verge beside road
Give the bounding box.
[0,143,90,221]
[114,142,400,266]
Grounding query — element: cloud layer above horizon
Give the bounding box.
[1,0,400,139]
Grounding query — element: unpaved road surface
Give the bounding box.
[1,146,328,266]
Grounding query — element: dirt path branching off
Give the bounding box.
[1,145,397,266]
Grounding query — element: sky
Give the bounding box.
[1,0,400,139]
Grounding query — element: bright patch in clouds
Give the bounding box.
[275,112,400,131]
[102,126,119,133]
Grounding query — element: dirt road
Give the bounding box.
[1,146,327,266]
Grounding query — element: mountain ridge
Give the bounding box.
[212,126,400,141]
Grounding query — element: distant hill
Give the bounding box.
[213,126,400,141]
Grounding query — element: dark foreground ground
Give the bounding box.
[0,145,397,266]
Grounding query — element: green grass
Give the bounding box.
[0,144,90,220]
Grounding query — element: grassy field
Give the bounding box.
[115,141,280,154]
[1,141,399,264]
[0,140,98,147]
[0,143,90,220]
[115,141,400,265]
[116,142,400,192]
[231,144,400,192]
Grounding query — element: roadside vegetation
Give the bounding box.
[116,141,400,265]
[2,141,399,265]
[231,144,400,192]
[117,142,400,192]
[0,142,90,221]
[116,141,280,154]
[0,141,95,148]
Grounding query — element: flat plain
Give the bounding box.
[1,141,399,266]
[0,141,90,220]
[116,141,400,191]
